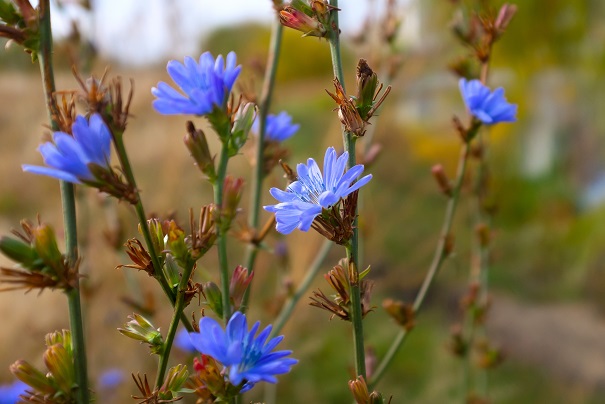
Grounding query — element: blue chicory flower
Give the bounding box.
[264,147,372,234]
[174,328,196,353]
[189,312,297,390]
[152,52,241,116]
[0,380,28,404]
[22,113,112,184]
[459,78,517,124]
[97,369,125,390]
[254,111,300,142]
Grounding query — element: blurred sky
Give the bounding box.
[46,0,398,66]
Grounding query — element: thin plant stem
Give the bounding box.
[328,0,366,378]
[241,20,284,312]
[112,132,193,331]
[467,58,494,399]
[270,239,332,338]
[155,261,195,388]
[214,145,232,322]
[37,2,90,402]
[370,140,473,388]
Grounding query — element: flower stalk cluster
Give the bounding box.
[0,219,79,292]
[11,330,78,402]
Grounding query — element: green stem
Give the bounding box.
[155,262,195,388]
[214,145,232,322]
[346,243,366,377]
[37,2,89,402]
[112,132,193,331]
[270,239,332,338]
[328,0,366,379]
[240,20,284,312]
[370,142,472,388]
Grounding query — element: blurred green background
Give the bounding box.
[1,0,605,402]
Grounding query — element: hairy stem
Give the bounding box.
[112,132,193,331]
[155,261,195,388]
[37,2,89,402]
[328,0,366,378]
[241,20,284,312]
[214,145,232,322]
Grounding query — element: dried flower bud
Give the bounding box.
[201,282,224,318]
[447,324,467,357]
[431,164,453,197]
[185,121,216,182]
[475,223,491,247]
[327,78,367,137]
[230,265,254,310]
[382,299,415,330]
[220,176,244,230]
[475,339,504,369]
[494,4,517,36]
[118,238,154,276]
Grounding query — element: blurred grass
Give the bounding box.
[0,0,604,402]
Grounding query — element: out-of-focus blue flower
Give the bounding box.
[152,52,241,116]
[189,312,297,390]
[459,78,517,124]
[22,113,112,184]
[254,111,300,142]
[0,380,27,404]
[175,328,196,353]
[98,369,124,390]
[264,147,372,234]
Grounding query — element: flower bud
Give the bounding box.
[229,102,256,156]
[118,313,164,354]
[44,344,75,394]
[32,224,63,270]
[140,218,165,264]
[161,364,189,396]
[279,6,325,37]
[201,282,224,318]
[190,355,226,398]
[163,254,182,289]
[0,236,37,268]
[185,121,216,182]
[45,329,72,353]
[10,359,55,395]
[164,220,193,269]
[349,376,370,404]
[229,265,254,310]
[356,59,379,119]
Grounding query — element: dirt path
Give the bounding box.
[488,294,605,390]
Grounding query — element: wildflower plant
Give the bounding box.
[0,0,521,402]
